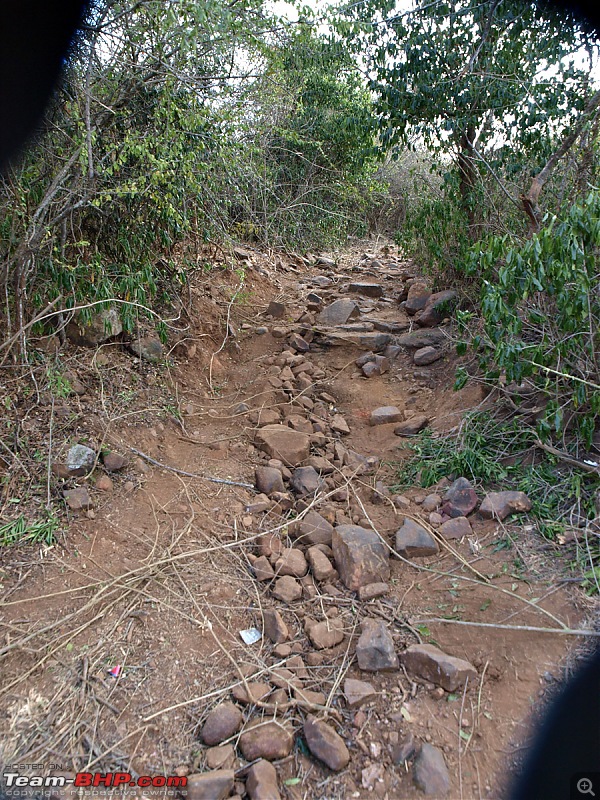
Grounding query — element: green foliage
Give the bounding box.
[467,189,600,445]
[393,410,599,539]
[0,513,59,547]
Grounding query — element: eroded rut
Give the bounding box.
[0,241,586,800]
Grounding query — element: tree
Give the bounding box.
[340,0,600,239]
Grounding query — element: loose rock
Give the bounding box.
[394,414,429,436]
[303,716,350,771]
[370,406,403,426]
[239,720,294,761]
[412,744,450,796]
[405,282,431,315]
[255,425,311,467]
[263,608,289,643]
[290,466,323,496]
[413,346,441,366]
[200,702,243,745]
[275,548,308,578]
[344,678,377,708]
[129,335,163,362]
[290,510,334,546]
[479,490,532,520]
[64,487,93,511]
[306,617,345,650]
[332,525,390,590]
[66,444,96,477]
[272,576,302,603]
[66,307,122,347]
[402,644,477,691]
[356,619,398,671]
[102,451,127,472]
[306,546,335,581]
[255,466,285,495]
[348,282,384,297]
[317,298,360,326]
[395,519,439,558]
[246,760,280,800]
[185,771,234,800]
[442,477,478,518]
[440,516,472,539]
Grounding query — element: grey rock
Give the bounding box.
[317,298,360,326]
[397,329,447,350]
[416,289,458,328]
[356,618,398,671]
[66,307,122,347]
[395,519,439,558]
[370,406,403,426]
[129,335,163,362]
[394,415,429,436]
[289,333,310,352]
[66,444,96,476]
[412,744,450,796]
[348,282,384,297]
[290,466,323,496]
[265,301,285,319]
[391,733,417,766]
[413,346,442,366]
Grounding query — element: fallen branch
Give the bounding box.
[412,617,600,637]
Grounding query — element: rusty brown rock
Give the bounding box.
[239,720,294,761]
[332,525,389,591]
[306,546,335,581]
[200,702,243,745]
[479,491,532,520]
[439,516,472,539]
[441,477,478,518]
[402,644,477,691]
[289,510,334,546]
[272,575,302,603]
[304,716,350,771]
[254,425,311,467]
[306,617,345,650]
[263,608,289,644]
[344,678,377,708]
[275,548,308,578]
[184,771,235,800]
[246,760,280,800]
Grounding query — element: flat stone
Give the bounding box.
[246,760,280,800]
[306,617,345,650]
[275,548,308,578]
[306,455,335,474]
[479,491,532,520]
[331,414,350,434]
[290,466,323,496]
[263,608,289,644]
[95,474,113,492]
[249,408,281,427]
[317,298,360,326]
[397,329,446,350]
[440,516,472,539]
[402,644,477,691]
[129,335,163,362]
[102,451,127,472]
[239,720,294,761]
[413,346,442,365]
[290,510,334,546]
[200,702,243,745]
[332,525,390,590]
[311,275,333,287]
[394,414,429,436]
[63,487,93,511]
[370,406,403,426]
[358,582,389,601]
[356,618,398,671]
[255,466,285,495]
[348,282,384,297]
[303,716,350,771]
[315,256,336,267]
[272,576,302,603]
[413,743,450,796]
[344,678,377,708]
[442,477,478,518]
[185,771,234,800]
[245,493,271,514]
[422,493,441,512]
[306,546,335,581]
[395,519,439,558]
[255,425,311,467]
[66,444,96,477]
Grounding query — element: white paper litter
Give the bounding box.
[239,627,262,645]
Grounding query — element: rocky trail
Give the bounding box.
[0,241,589,800]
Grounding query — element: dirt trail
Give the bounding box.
[0,241,588,800]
